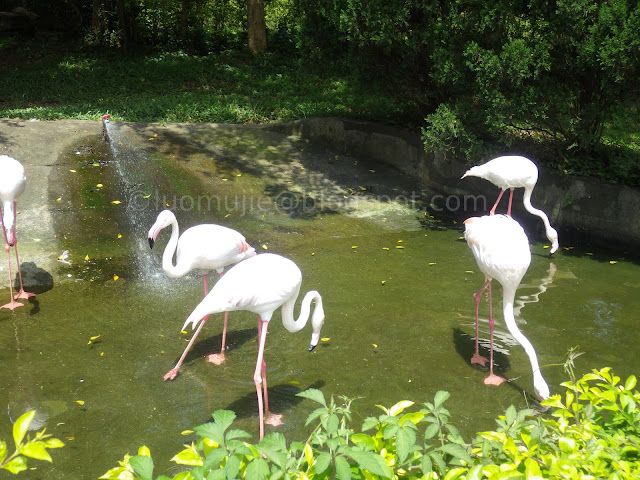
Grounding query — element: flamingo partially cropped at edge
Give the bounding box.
[0,155,35,310]
[464,214,550,400]
[461,155,559,254]
[148,209,256,380]
[181,253,325,440]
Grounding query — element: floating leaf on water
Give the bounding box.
[261,244,268,250]
[142,194,151,199]
[75,400,85,406]
[180,330,187,334]
[395,246,404,249]
[181,430,194,436]
[610,261,618,264]
[429,262,436,266]
[311,252,315,256]
[236,173,242,177]
[382,247,390,251]
[222,178,228,182]
[56,197,62,202]
[465,270,474,274]
[369,169,375,173]
[543,245,549,249]
[359,186,366,190]
[224,213,231,218]
[111,200,121,205]
[397,240,403,243]
[321,337,330,342]
[90,335,101,341]
[117,234,122,239]
[351,245,358,249]
[381,280,386,285]
[84,254,89,261]
[96,184,103,188]
[372,344,378,348]
[100,352,104,356]
[69,169,77,173]
[586,252,593,256]
[92,162,100,166]
[113,275,119,281]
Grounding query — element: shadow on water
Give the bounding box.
[1,120,640,478]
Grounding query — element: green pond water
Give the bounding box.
[1,122,639,478]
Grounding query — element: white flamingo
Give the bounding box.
[462,155,559,254]
[464,214,550,400]
[181,253,325,439]
[0,155,35,310]
[148,210,256,380]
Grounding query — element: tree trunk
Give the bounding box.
[247,0,267,53]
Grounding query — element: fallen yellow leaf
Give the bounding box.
[382,247,390,251]
[429,262,436,266]
[372,344,378,348]
[181,430,194,436]
[610,260,618,264]
[261,244,268,250]
[56,197,62,202]
[84,254,89,261]
[75,400,85,406]
[321,337,331,342]
[111,200,121,205]
[69,169,77,173]
[396,246,404,249]
[381,280,386,285]
[113,275,119,281]
[117,233,122,238]
[96,183,103,188]
[352,245,358,249]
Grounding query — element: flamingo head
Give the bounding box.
[533,371,550,401]
[148,209,176,249]
[548,227,559,255]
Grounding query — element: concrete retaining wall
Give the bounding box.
[265,117,640,250]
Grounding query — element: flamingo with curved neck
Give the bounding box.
[462,155,559,254]
[148,210,255,380]
[181,253,325,439]
[464,214,550,401]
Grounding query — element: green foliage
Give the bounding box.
[101,367,640,479]
[0,410,64,474]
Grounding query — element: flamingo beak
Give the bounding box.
[148,237,155,249]
[308,344,316,352]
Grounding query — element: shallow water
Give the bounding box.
[1,122,639,478]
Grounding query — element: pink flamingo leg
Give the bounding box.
[254,317,282,440]
[489,189,506,215]
[470,278,490,366]
[484,280,506,386]
[164,273,212,380]
[2,243,24,310]
[206,272,229,365]
[506,189,515,217]
[0,207,24,310]
[12,241,35,300]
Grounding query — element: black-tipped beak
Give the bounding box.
[308,344,316,352]
[148,238,154,249]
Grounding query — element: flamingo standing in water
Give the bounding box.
[464,214,550,400]
[181,253,325,439]
[0,155,35,310]
[148,210,256,380]
[461,156,559,254]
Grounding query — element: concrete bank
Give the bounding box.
[265,117,640,250]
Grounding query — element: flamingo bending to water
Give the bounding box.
[464,214,550,400]
[0,155,35,310]
[461,156,559,254]
[148,210,256,380]
[181,253,325,439]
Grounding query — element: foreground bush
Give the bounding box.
[102,367,640,479]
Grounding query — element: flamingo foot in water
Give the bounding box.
[206,352,226,365]
[470,353,488,367]
[2,299,24,310]
[265,412,283,427]
[484,373,506,386]
[14,289,35,300]
[163,368,180,381]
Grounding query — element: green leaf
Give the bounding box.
[224,454,241,479]
[361,417,378,432]
[245,457,269,480]
[396,427,416,463]
[389,400,414,416]
[424,423,439,440]
[314,452,332,474]
[2,455,28,474]
[212,410,236,431]
[505,405,517,425]
[99,466,134,480]
[171,446,203,466]
[421,453,432,472]
[438,443,472,465]
[433,391,450,408]
[335,455,352,480]
[203,448,227,470]
[351,433,376,451]
[305,406,329,426]
[297,388,327,407]
[625,375,637,391]
[195,423,225,445]
[207,470,226,480]
[225,429,252,442]
[13,410,35,446]
[0,441,6,463]
[130,455,154,480]
[344,449,392,478]
[325,413,339,435]
[20,441,52,462]
[44,438,65,449]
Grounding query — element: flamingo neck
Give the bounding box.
[502,285,547,387]
[522,188,558,244]
[281,290,325,346]
[161,218,187,278]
